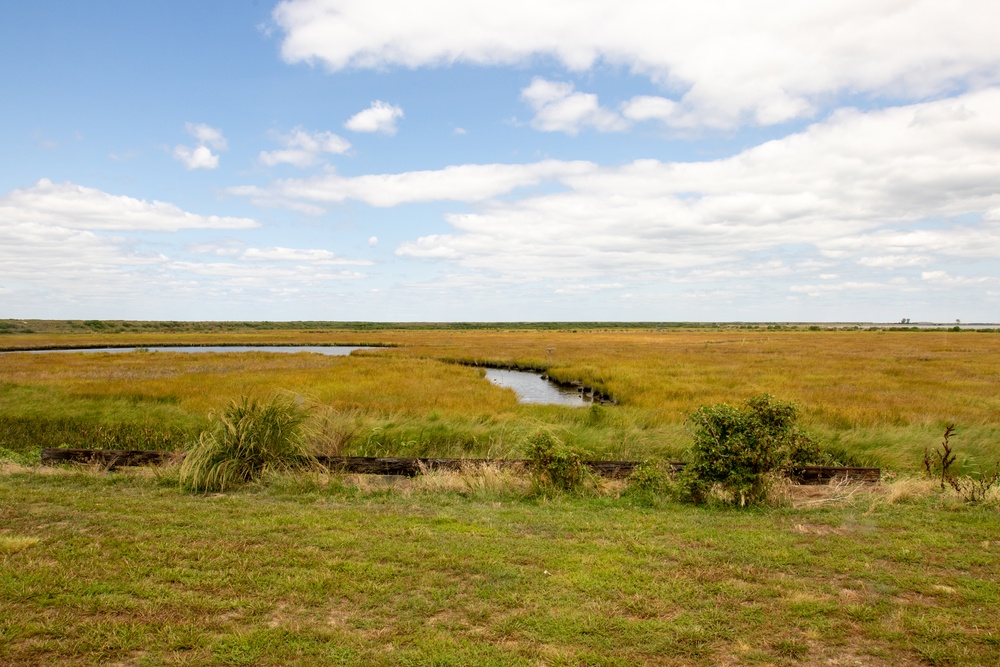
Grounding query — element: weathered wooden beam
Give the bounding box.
[790,465,881,484]
[40,448,179,470]
[38,448,880,483]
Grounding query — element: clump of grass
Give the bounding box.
[179,395,315,493]
[0,535,40,554]
[624,459,675,504]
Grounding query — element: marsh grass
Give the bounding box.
[179,395,317,493]
[4,328,1000,469]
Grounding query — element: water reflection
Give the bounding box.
[484,368,590,406]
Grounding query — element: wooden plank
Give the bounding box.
[790,465,881,484]
[40,448,178,470]
[38,448,880,483]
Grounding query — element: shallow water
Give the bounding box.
[484,368,590,406]
[20,346,374,355]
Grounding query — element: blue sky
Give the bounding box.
[3,1,1000,322]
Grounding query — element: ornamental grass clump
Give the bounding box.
[179,395,315,493]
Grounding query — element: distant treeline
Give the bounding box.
[1,319,997,335]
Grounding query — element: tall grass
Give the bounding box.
[4,328,1000,469]
[179,395,315,493]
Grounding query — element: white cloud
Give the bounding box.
[520,78,628,134]
[391,89,1000,279]
[242,246,372,265]
[186,123,227,150]
[620,95,682,125]
[234,89,1000,286]
[230,159,595,209]
[920,270,990,286]
[368,236,378,247]
[0,179,258,231]
[168,261,365,285]
[187,241,244,257]
[173,145,219,170]
[173,123,227,170]
[789,281,908,298]
[0,181,267,311]
[259,127,351,167]
[857,255,932,268]
[344,101,404,135]
[553,283,624,295]
[273,0,1000,129]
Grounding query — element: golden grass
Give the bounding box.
[3,328,999,469]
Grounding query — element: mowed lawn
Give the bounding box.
[2,468,998,666]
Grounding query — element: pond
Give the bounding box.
[17,346,376,355]
[484,369,592,406]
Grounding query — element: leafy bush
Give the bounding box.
[681,394,815,507]
[179,395,315,493]
[525,431,584,492]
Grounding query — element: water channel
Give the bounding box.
[19,346,373,355]
[484,369,591,406]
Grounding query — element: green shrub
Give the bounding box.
[681,394,814,507]
[179,395,315,493]
[525,431,584,492]
[624,459,674,503]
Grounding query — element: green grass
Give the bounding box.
[1,467,998,665]
[180,395,316,493]
[4,327,1000,473]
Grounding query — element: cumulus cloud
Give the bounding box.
[0,181,268,312]
[520,78,628,134]
[230,159,595,209]
[620,95,680,124]
[232,89,1000,288]
[553,283,624,295]
[186,123,228,150]
[259,127,351,167]
[0,180,378,316]
[173,145,220,170]
[174,123,227,170]
[241,246,372,265]
[857,255,932,268]
[0,179,258,231]
[391,89,1000,279]
[344,101,404,135]
[273,0,1000,129]
[167,261,365,285]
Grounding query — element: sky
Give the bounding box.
[3,1,1000,323]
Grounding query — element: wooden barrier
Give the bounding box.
[39,448,880,484]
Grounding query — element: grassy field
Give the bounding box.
[2,465,998,666]
[2,325,999,470]
[2,324,999,665]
